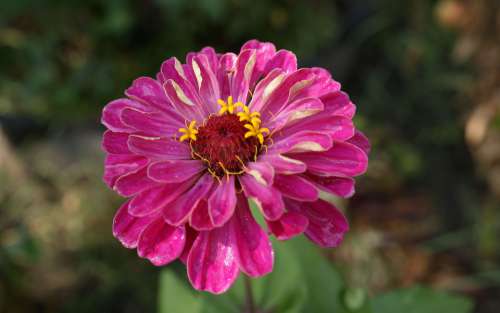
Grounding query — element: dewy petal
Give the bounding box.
[101,98,149,133]
[269,131,332,154]
[148,160,205,183]
[231,194,274,277]
[273,174,318,201]
[267,211,309,241]
[102,131,131,155]
[125,77,172,113]
[112,200,157,249]
[128,135,191,160]
[137,219,186,266]
[104,154,148,188]
[307,174,355,198]
[260,154,306,175]
[163,174,214,226]
[208,176,237,227]
[287,199,349,248]
[263,49,297,75]
[231,49,256,103]
[113,167,160,197]
[240,173,284,221]
[347,130,371,155]
[121,107,182,137]
[187,222,239,294]
[190,199,215,231]
[292,141,368,177]
[129,177,198,217]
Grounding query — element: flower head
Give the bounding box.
[101,40,370,294]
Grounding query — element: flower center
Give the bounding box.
[191,114,260,177]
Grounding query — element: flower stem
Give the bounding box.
[244,275,256,313]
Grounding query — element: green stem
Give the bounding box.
[244,275,256,313]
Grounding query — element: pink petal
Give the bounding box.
[190,199,215,231]
[231,49,256,103]
[128,135,191,160]
[240,39,276,88]
[208,176,237,227]
[248,68,286,112]
[286,199,349,247]
[260,154,306,174]
[137,219,185,266]
[263,49,297,75]
[240,173,284,221]
[101,98,149,132]
[278,114,355,142]
[104,154,148,188]
[180,225,198,264]
[307,174,355,198]
[347,130,371,155]
[187,222,239,294]
[216,52,237,100]
[289,67,340,101]
[267,211,308,240]
[244,161,274,186]
[273,174,318,201]
[113,167,160,197]
[267,97,324,131]
[129,177,197,217]
[121,107,182,137]
[148,160,205,183]
[163,79,204,121]
[189,54,220,111]
[125,77,172,113]
[112,200,157,248]
[292,141,368,177]
[102,131,130,154]
[231,194,274,277]
[269,131,332,154]
[320,91,356,119]
[163,174,214,226]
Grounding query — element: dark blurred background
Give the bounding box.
[1,0,499,312]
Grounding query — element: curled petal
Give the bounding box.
[269,131,332,154]
[208,176,237,227]
[240,173,284,221]
[263,49,297,75]
[102,131,130,155]
[114,167,159,197]
[163,174,214,225]
[125,77,172,113]
[128,135,191,160]
[287,199,349,248]
[231,194,274,277]
[112,200,157,249]
[101,98,149,132]
[260,154,306,175]
[138,219,186,266]
[307,175,355,198]
[148,160,205,183]
[267,211,309,241]
[190,199,215,231]
[104,154,147,188]
[347,130,371,155]
[187,222,239,294]
[273,174,318,202]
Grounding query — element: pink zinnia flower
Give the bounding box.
[101,40,370,294]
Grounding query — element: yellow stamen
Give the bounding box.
[244,119,269,144]
[178,120,198,142]
[237,104,261,123]
[218,96,242,115]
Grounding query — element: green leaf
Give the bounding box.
[370,286,474,313]
[158,269,203,313]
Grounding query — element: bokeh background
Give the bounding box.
[1,0,500,312]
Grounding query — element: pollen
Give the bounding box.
[178,120,199,142]
[244,119,269,145]
[237,104,261,124]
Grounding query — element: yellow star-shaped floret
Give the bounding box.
[218,96,242,115]
[237,105,261,124]
[244,119,269,145]
[178,120,198,142]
